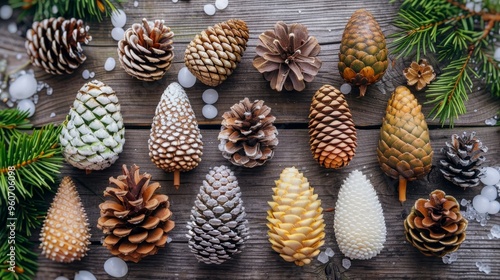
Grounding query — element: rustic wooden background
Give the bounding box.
[1,0,499,279]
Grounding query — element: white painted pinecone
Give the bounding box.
[186,165,249,264]
[60,80,125,171]
[334,170,386,260]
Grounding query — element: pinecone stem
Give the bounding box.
[174,170,180,189]
[359,85,367,97]
[399,176,407,204]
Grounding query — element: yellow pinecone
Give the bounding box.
[267,167,325,266]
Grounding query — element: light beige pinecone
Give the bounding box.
[26,17,92,75]
[184,19,249,86]
[308,85,357,169]
[118,18,174,81]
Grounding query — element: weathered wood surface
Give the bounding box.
[0,0,499,279]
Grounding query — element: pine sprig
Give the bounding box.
[0,110,32,141]
[0,225,39,280]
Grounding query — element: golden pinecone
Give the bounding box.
[308,85,357,169]
[253,21,322,92]
[404,189,467,257]
[338,9,388,97]
[148,82,203,188]
[97,164,175,263]
[39,176,91,263]
[218,98,278,168]
[267,167,325,266]
[118,18,174,81]
[25,17,92,75]
[184,19,249,87]
[377,86,433,203]
[403,59,436,91]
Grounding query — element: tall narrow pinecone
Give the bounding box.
[404,189,467,257]
[184,19,249,86]
[308,85,357,169]
[26,17,92,75]
[439,131,488,189]
[218,98,278,168]
[186,165,249,264]
[377,86,433,203]
[253,21,322,92]
[39,176,91,263]
[97,164,175,263]
[149,82,203,188]
[118,18,174,81]
[60,80,125,172]
[267,167,325,266]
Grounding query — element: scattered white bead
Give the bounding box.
[484,117,497,126]
[54,277,70,280]
[111,9,126,28]
[16,53,22,60]
[172,0,178,2]
[178,67,196,88]
[9,74,37,99]
[104,257,128,278]
[89,72,95,78]
[491,225,500,238]
[215,0,229,10]
[202,88,219,104]
[111,27,125,41]
[82,69,90,79]
[7,22,17,33]
[50,112,56,118]
[167,236,172,243]
[317,251,329,264]
[51,5,58,14]
[74,270,97,280]
[202,104,218,119]
[325,247,335,257]
[473,194,491,214]
[133,1,139,7]
[342,258,351,269]
[481,185,498,201]
[204,4,216,16]
[17,99,36,117]
[104,57,116,71]
[340,83,352,95]
[481,167,500,186]
[495,48,500,61]
[488,200,500,215]
[1,5,13,20]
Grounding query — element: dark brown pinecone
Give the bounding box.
[118,18,174,81]
[218,98,278,168]
[439,131,488,189]
[25,17,92,75]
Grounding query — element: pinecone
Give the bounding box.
[25,17,92,75]
[149,82,203,188]
[184,19,249,87]
[267,167,325,266]
[60,80,125,172]
[439,131,488,189]
[403,59,436,91]
[338,9,388,97]
[186,165,249,264]
[97,164,175,263]
[404,189,467,257]
[218,98,278,168]
[308,85,357,169]
[118,18,174,81]
[253,21,322,92]
[39,176,91,263]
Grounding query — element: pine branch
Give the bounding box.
[0,225,38,280]
[0,110,32,141]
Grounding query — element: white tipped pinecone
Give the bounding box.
[186,165,249,264]
[334,170,386,260]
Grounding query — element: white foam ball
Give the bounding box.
[7,22,17,33]
[480,167,500,186]
[17,99,36,118]
[9,74,37,99]
[104,257,128,277]
[111,9,126,28]
[111,27,125,41]
[178,67,196,88]
[54,277,69,280]
[481,185,498,201]
[1,5,13,20]
[487,200,500,215]
[202,104,218,119]
[215,0,229,10]
[340,83,351,95]
[204,4,216,15]
[202,88,218,104]
[74,270,96,280]
[104,57,116,71]
[473,195,491,214]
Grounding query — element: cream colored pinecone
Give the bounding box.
[60,80,125,172]
[334,170,386,260]
[308,84,357,169]
[186,165,249,264]
[184,19,249,86]
[39,176,91,263]
[267,167,325,266]
[26,17,92,75]
[148,82,203,188]
[118,18,174,81]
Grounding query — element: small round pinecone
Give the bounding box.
[184,19,249,87]
[118,18,174,81]
[439,131,488,189]
[26,17,92,75]
[218,98,278,168]
[404,189,467,257]
[186,165,249,264]
[309,85,357,169]
[97,164,175,263]
[253,21,322,92]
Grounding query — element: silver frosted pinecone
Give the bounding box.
[186,165,249,264]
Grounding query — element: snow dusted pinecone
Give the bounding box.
[26,17,92,75]
[186,165,249,264]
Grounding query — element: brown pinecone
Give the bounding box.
[184,19,249,87]
[97,164,175,263]
[218,98,278,168]
[439,131,487,189]
[253,21,322,92]
[308,85,357,169]
[25,17,92,75]
[404,189,467,257]
[403,59,436,91]
[118,18,174,81]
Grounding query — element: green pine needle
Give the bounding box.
[0,226,38,280]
